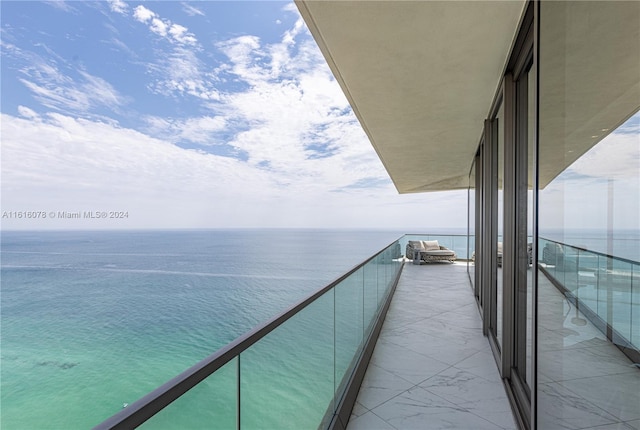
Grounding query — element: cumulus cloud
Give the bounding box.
[199,10,389,195]
[133,5,155,23]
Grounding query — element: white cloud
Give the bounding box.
[109,37,138,58]
[133,5,197,46]
[182,3,204,17]
[144,115,228,145]
[202,14,388,195]
[43,1,74,12]
[19,63,127,114]
[281,15,306,47]
[1,112,460,230]
[169,24,198,46]
[3,32,127,117]
[108,0,128,15]
[133,5,155,23]
[1,112,271,228]
[282,3,299,14]
[149,47,220,100]
[130,5,207,100]
[1,2,471,231]
[150,18,168,37]
[17,105,40,120]
[216,36,265,83]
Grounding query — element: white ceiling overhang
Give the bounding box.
[296,0,527,193]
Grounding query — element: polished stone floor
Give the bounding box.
[347,262,517,430]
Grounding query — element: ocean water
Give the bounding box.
[0,229,403,429]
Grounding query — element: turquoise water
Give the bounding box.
[1,229,402,429]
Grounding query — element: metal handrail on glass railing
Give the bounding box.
[538,236,639,363]
[93,238,404,430]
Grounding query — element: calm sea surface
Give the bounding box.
[1,229,403,429]
[2,228,636,429]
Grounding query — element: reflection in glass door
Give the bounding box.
[490,102,505,351]
[468,160,476,295]
[508,7,535,426]
[513,55,534,404]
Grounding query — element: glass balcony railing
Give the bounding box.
[93,239,404,430]
[539,237,639,361]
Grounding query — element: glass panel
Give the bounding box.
[525,64,535,387]
[597,254,609,324]
[362,259,379,340]
[538,2,640,428]
[469,162,476,289]
[335,268,364,401]
[93,240,403,429]
[139,358,238,430]
[633,264,639,350]
[610,259,633,347]
[377,253,387,307]
[476,151,484,308]
[240,292,334,430]
[496,102,504,349]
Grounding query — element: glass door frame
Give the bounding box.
[502,2,536,429]
[476,2,536,429]
[483,101,504,359]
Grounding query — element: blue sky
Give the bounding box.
[0,0,469,230]
[1,1,636,232]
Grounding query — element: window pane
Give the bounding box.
[496,102,504,349]
[538,2,640,428]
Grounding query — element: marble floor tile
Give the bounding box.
[561,373,640,422]
[347,263,514,430]
[347,411,396,430]
[449,350,501,381]
[419,367,516,429]
[355,363,416,410]
[370,340,451,385]
[350,401,369,420]
[581,422,638,430]
[413,339,485,367]
[373,386,505,430]
[625,420,640,429]
[538,382,619,429]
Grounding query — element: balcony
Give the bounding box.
[348,262,517,430]
[93,234,639,430]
